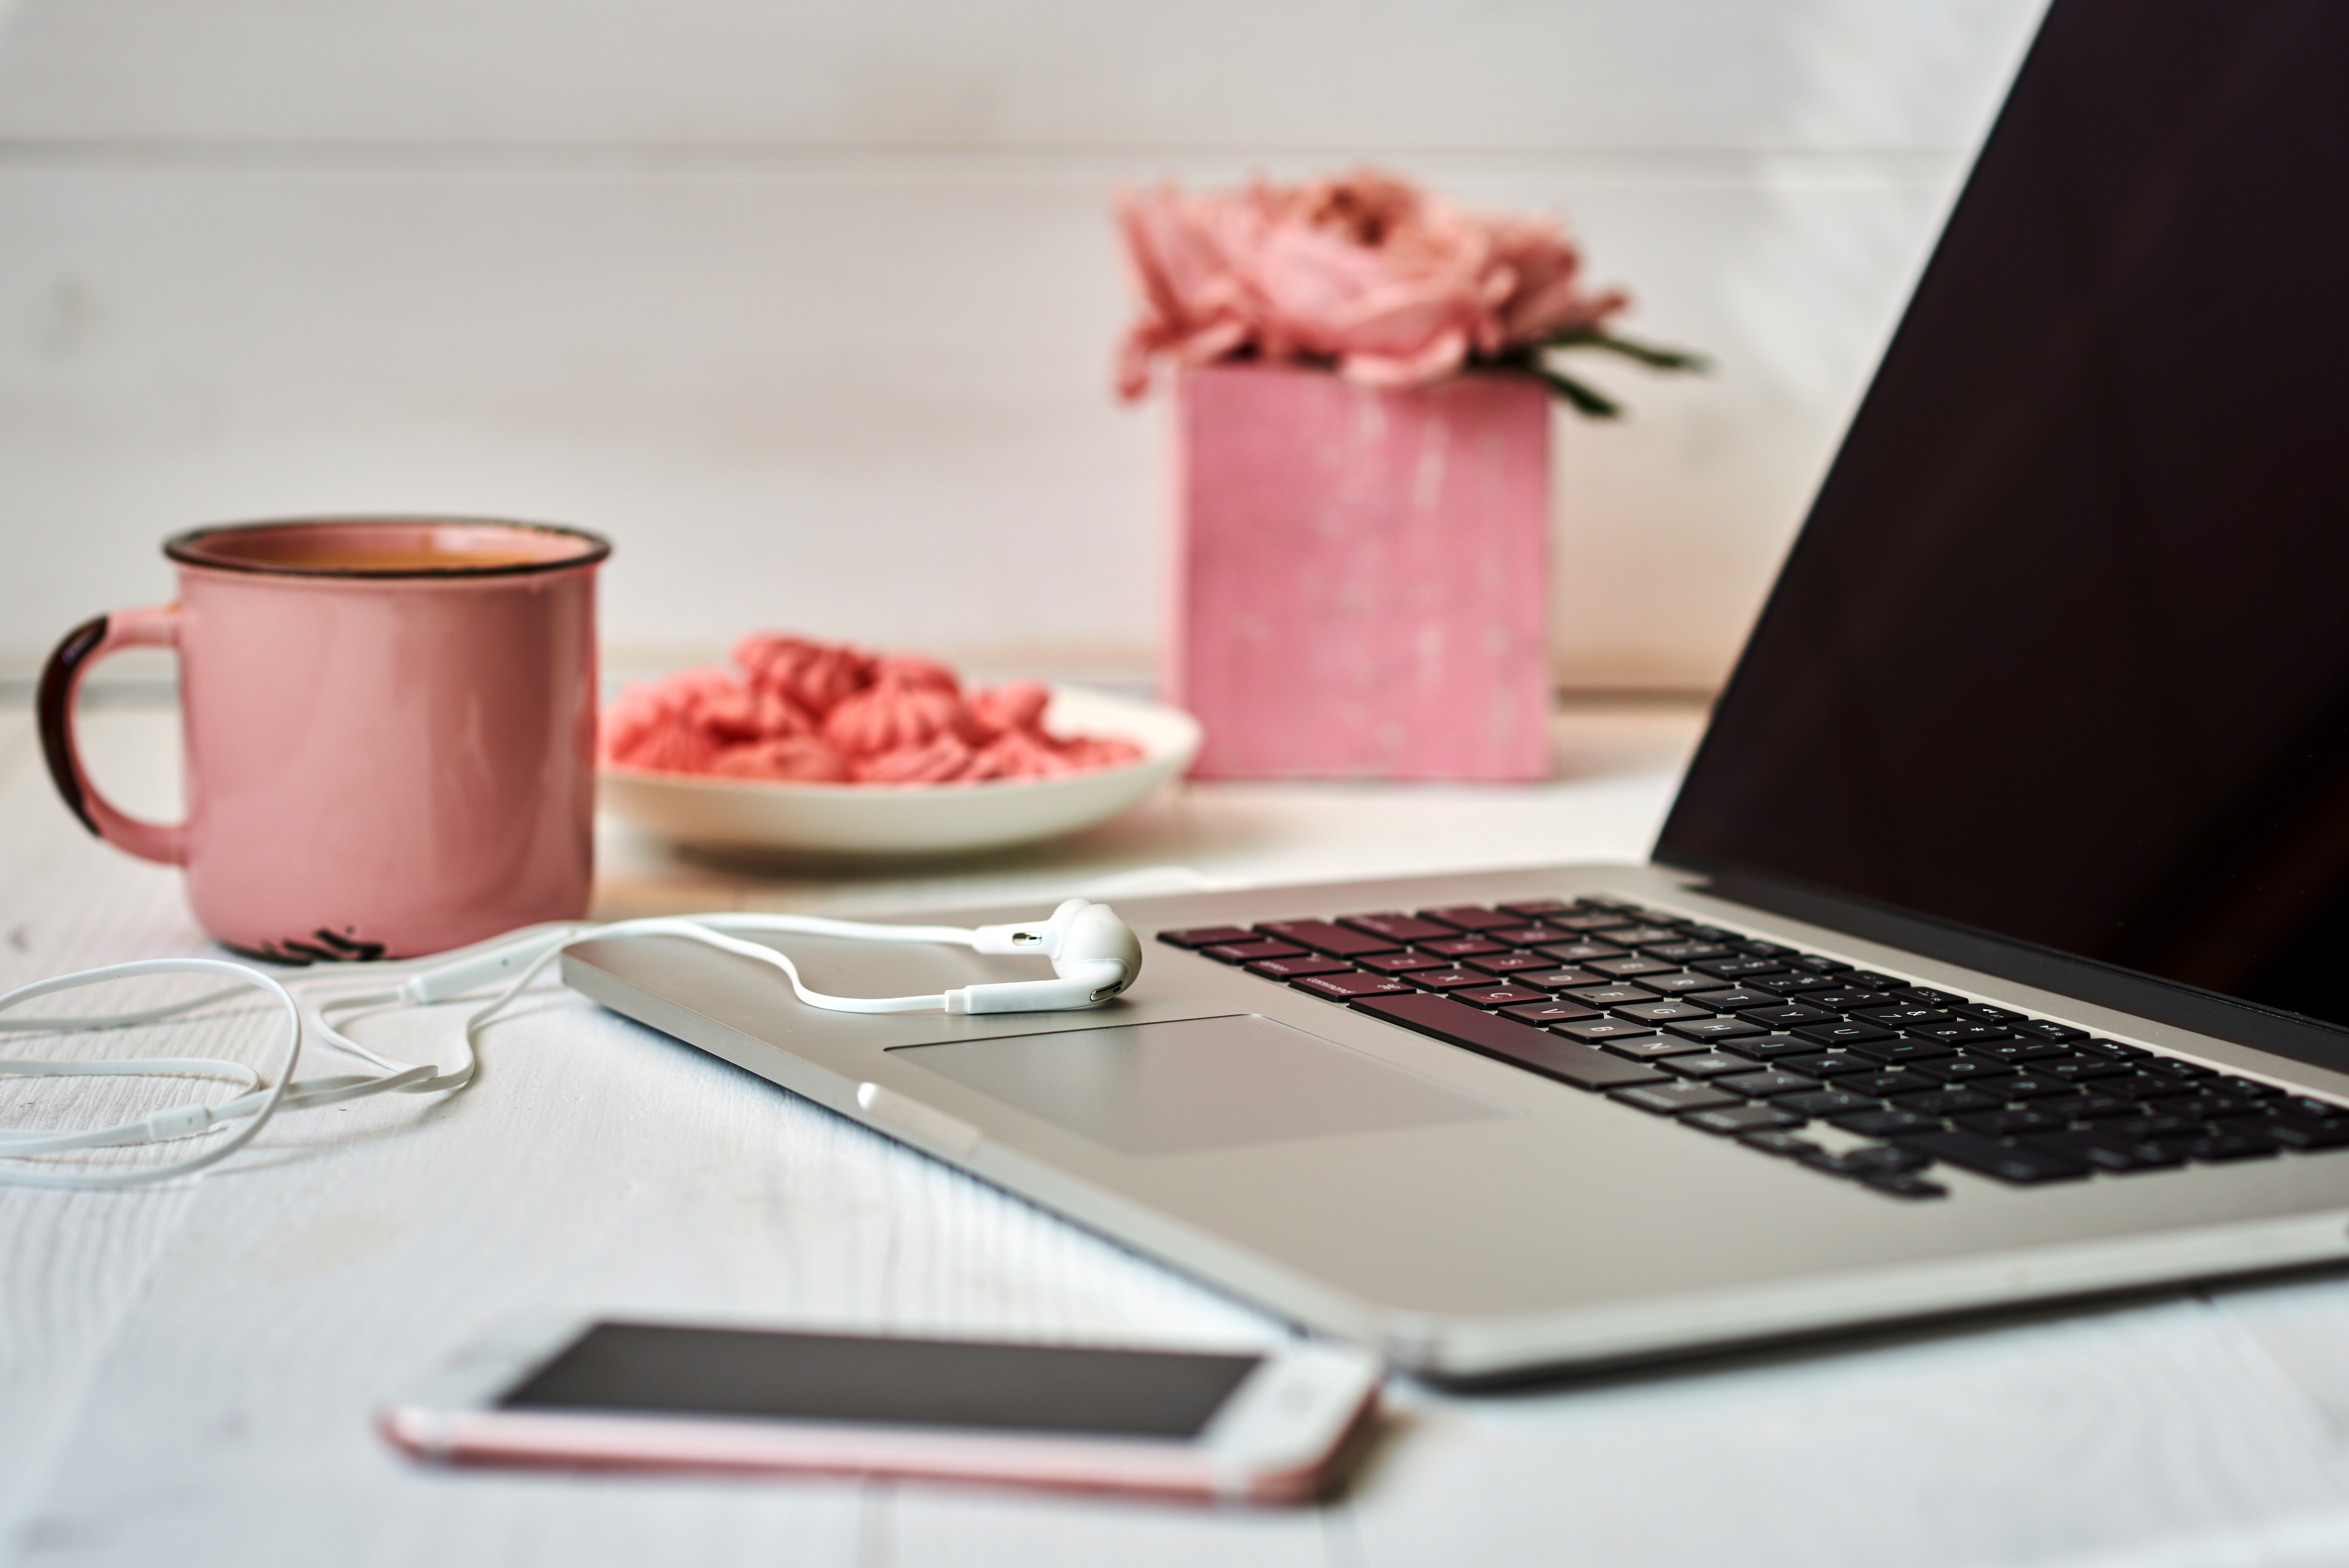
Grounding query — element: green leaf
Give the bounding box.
[1553,332,1711,373]
[1538,368,1624,419]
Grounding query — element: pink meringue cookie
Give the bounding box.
[601,633,1146,788]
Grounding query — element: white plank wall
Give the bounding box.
[0,0,2041,691]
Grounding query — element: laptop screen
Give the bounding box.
[1657,0,2349,1041]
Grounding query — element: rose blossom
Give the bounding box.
[1114,169,1628,399]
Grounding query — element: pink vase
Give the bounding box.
[1169,361,1552,781]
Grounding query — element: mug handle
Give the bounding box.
[38,606,188,865]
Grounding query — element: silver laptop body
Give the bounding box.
[568,0,2349,1381]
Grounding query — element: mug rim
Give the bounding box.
[164,515,613,580]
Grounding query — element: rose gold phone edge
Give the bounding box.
[378,1318,1384,1506]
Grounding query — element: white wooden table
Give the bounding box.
[9,698,2349,1568]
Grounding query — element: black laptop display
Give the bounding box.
[1660,0,2349,1063]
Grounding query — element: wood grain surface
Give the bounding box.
[9,705,2349,1568]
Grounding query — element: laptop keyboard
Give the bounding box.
[1158,896,2349,1200]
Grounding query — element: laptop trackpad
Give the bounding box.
[888,1013,1506,1157]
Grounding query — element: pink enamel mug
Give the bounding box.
[38,517,611,961]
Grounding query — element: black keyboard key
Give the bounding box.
[1656,1052,1754,1079]
[1730,940,1799,959]
[2072,1038,2153,1061]
[2247,1117,2349,1151]
[1611,1081,1745,1116]
[1562,983,1659,1006]
[1684,988,1783,1012]
[1839,1036,1958,1065]
[1831,1109,1944,1138]
[1632,972,1724,995]
[1840,1069,1938,1098]
[1671,924,1745,943]
[2209,1076,2284,1100]
[1538,909,1633,932]
[1583,956,1680,979]
[1789,955,1854,975]
[1420,936,1508,958]
[1693,957,1788,980]
[1845,970,1908,991]
[1838,1144,1935,1176]
[1496,899,1578,919]
[2010,1020,2089,1043]
[1245,955,1354,980]
[1499,999,1604,1026]
[1861,1172,1950,1199]
[1660,1016,1768,1044]
[1722,1035,1821,1062]
[1688,1104,1805,1136]
[1738,1130,1826,1157]
[1996,1073,2079,1101]
[2025,1130,2185,1172]
[1778,1089,1885,1117]
[1714,1068,1821,1098]
[1952,1003,2027,1024]
[2031,1092,2140,1121]
[1463,952,1556,976]
[1893,987,1968,1006]
[1953,1109,2069,1137]
[1494,1004,1607,1028]
[1337,913,1459,944]
[1744,1003,1838,1030]
[1602,1036,1722,1060]
[1258,920,1401,958]
[1810,989,1896,1012]
[1351,992,1671,1090]
[1405,968,1493,992]
[1590,925,1682,946]
[1416,906,1516,932]
[2098,1071,2190,1101]
[1453,986,1550,1009]
[2278,1095,2349,1122]
[1905,1023,2014,1047]
[1791,1021,1896,1048]
[2186,1131,2278,1163]
[1640,941,1732,963]
[2037,1055,2133,1084]
[2106,1114,2211,1144]
[1893,1088,2003,1116]
[1293,973,1414,1000]
[1516,967,1610,991]
[1750,974,1841,997]
[1780,1051,1878,1078]
[1535,940,1630,964]
[1553,1019,1660,1043]
[1851,1006,1953,1029]
[1489,924,1570,947]
[1963,1039,2072,1066]
[1895,1131,2090,1184]
[1615,1000,1716,1024]
[2140,1058,2218,1081]
[1157,925,1256,949]
[2148,1093,2277,1121]
[1359,951,1449,974]
[1907,1054,2017,1084]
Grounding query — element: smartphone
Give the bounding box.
[379,1316,1383,1504]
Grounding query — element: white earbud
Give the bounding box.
[959,899,1143,1012]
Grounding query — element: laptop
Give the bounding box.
[565,0,2349,1381]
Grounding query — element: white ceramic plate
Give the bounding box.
[598,685,1202,858]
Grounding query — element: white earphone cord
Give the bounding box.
[0,903,1140,1191]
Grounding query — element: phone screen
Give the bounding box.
[501,1323,1264,1440]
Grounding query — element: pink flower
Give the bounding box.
[1114,170,1628,398]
